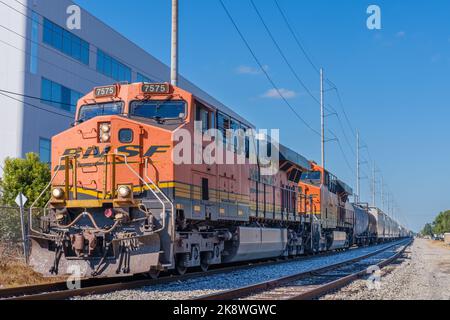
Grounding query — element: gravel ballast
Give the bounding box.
[321,238,450,300]
[75,240,408,300]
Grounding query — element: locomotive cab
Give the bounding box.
[29,83,195,277]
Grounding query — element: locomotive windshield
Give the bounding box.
[300,171,321,186]
[78,101,124,122]
[130,100,186,121]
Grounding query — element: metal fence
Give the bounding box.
[0,206,44,263]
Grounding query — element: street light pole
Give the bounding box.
[171,0,179,86]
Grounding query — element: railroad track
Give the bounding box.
[0,240,410,300]
[0,244,355,300]
[195,239,412,300]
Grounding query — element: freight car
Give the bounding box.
[351,203,377,245]
[368,207,403,242]
[27,82,409,278]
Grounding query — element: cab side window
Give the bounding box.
[196,102,211,133]
[217,112,230,145]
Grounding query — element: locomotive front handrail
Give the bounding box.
[144,157,175,267]
[113,153,171,238]
[29,155,76,239]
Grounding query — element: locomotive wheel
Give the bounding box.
[148,269,161,279]
[175,264,187,275]
[200,261,209,272]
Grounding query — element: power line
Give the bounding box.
[1,0,166,83]
[0,88,76,108]
[328,130,354,175]
[250,0,321,106]
[240,0,358,182]
[0,27,101,86]
[265,0,360,162]
[0,91,74,119]
[218,0,322,137]
[326,81,357,138]
[273,0,320,74]
[325,104,357,157]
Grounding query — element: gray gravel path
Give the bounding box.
[75,240,407,300]
[321,239,450,300]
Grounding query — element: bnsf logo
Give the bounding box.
[62,145,170,159]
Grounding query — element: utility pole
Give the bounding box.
[320,68,325,170]
[356,130,360,204]
[171,0,179,86]
[387,192,390,216]
[381,176,384,211]
[372,162,376,207]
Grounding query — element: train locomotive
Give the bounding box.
[28,82,409,278]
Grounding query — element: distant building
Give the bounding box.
[0,0,243,173]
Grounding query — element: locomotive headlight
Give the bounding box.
[52,188,64,200]
[100,132,111,143]
[118,185,131,198]
[100,123,111,133]
[99,123,111,143]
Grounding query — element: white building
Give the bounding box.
[0,0,243,173]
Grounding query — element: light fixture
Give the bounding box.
[52,188,64,200]
[118,185,131,198]
[100,132,111,143]
[104,208,114,219]
[100,123,111,133]
[99,123,111,143]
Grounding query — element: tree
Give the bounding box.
[433,211,450,235]
[421,223,434,237]
[0,153,51,208]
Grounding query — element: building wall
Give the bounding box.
[0,0,28,168]
[0,0,248,175]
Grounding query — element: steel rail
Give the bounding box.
[287,240,411,300]
[0,243,355,300]
[195,239,412,300]
[0,239,410,301]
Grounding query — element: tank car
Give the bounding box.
[351,203,377,245]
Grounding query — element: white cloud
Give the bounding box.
[236,64,269,75]
[262,88,297,99]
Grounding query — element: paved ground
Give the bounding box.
[322,239,450,300]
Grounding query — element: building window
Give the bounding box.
[41,78,82,113]
[43,18,89,65]
[30,12,39,74]
[137,73,152,83]
[96,49,131,82]
[39,138,51,163]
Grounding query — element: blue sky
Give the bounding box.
[75,0,450,232]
